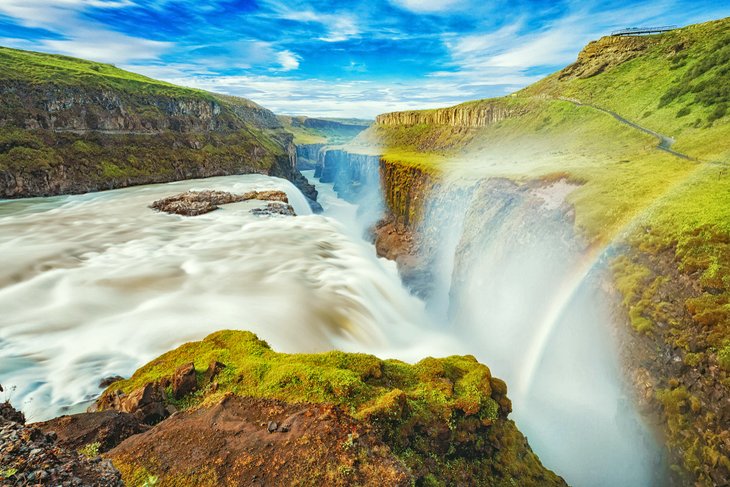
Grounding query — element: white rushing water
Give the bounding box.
[0,174,459,421]
[0,169,661,487]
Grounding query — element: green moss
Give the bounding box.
[100,330,553,486]
[718,342,730,370]
[104,330,502,428]
[78,442,101,458]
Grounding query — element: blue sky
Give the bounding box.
[0,1,727,117]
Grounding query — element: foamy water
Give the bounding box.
[0,174,454,421]
[1,170,662,487]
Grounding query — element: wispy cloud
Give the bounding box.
[0,0,728,116]
[390,0,467,14]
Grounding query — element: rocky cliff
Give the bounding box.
[375,100,515,127]
[0,46,316,201]
[295,143,325,170]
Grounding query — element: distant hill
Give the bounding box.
[0,46,312,199]
[278,115,371,145]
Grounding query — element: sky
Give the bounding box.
[0,0,727,118]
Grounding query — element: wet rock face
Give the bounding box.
[150,189,290,216]
[0,402,124,486]
[295,143,325,170]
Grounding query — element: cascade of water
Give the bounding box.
[416,175,662,487]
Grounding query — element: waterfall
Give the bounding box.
[418,175,664,487]
[310,147,665,485]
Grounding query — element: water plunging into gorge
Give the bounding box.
[308,149,665,487]
[0,158,663,486]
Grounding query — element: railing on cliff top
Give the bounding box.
[611,25,677,36]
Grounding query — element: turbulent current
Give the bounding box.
[0,174,456,422]
[1,170,661,486]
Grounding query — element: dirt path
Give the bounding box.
[557,97,693,160]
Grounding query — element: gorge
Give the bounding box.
[1,13,729,487]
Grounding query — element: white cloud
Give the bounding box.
[390,0,465,13]
[125,65,525,118]
[275,50,300,71]
[264,6,360,42]
[41,30,172,63]
[0,0,173,64]
[0,0,133,29]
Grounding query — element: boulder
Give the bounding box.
[204,361,226,384]
[172,362,198,400]
[97,382,168,425]
[250,202,297,216]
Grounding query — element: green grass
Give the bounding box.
[278,115,370,145]
[0,46,212,100]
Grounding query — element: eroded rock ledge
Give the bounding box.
[150,189,292,216]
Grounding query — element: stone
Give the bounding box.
[172,362,198,400]
[267,421,278,433]
[99,375,125,388]
[250,202,296,216]
[204,361,226,384]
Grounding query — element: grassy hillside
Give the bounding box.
[278,115,371,144]
[346,17,730,484]
[0,46,296,198]
[0,46,214,100]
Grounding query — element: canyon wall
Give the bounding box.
[295,143,325,170]
[0,78,316,200]
[375,101,515,128]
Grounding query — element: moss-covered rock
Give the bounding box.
[99,330,565,486]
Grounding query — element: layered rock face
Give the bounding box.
[557,35,654,80]
[375,102,514,127]
[295,143,325,170]
[0,49,317,201]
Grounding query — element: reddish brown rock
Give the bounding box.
[97,382,168,425]
[107,395,411,487]
[204,361,225,383]
[34,410,149,453]
[172,362,198,400]
[151,189,289,216]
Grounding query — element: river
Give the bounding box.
[0,171,661,486]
